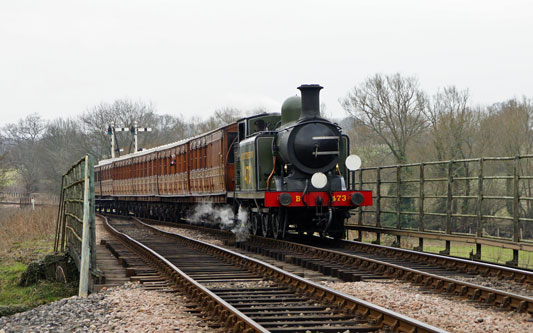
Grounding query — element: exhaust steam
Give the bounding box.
[187,204,250,241]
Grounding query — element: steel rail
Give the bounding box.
[337,239,533,284]
[136,214,533,285]
[251,236,533,314]
[102,215,268,333]
[129,216,445,333]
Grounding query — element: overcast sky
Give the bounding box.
[1,0,532,127]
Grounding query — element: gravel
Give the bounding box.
[154,225,225,246]
[203,279,276,290]
[323,280,533,333]
[0,283,211,332]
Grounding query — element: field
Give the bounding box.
[0,206,77,317]
[348,231,533,269]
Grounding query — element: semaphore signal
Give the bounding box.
[107,121,152,158]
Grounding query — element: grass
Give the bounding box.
[0,206,77,316]
[348,231,533,269]
[0,206,57,260]
[0,262,77,316]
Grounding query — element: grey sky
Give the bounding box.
[1,0,532,127]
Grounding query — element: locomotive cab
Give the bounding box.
[234,113,280,189]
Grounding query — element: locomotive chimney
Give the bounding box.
[297,84,323,120]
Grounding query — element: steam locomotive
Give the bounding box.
[95,84,372,239]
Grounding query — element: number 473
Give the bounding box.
[332,194,347,202]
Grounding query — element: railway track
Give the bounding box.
[242,236,533,314]
[102,215,444,332]
[129,216,533,315]
[332,239,533,285]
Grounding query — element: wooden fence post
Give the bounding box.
[472,158,483,260]
[375,167,381,244]
[394,165,401,247]
[79,156,91,297]
[415,163,425,251]
[441,160,453,255]
[356,169,363,241]
[507,155,520,266]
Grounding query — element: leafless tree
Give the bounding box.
[39,118,87,192]
[149,114,189,146]
[341,73,428,164]
[425,86,478,161]
[0,150,7,191]
[1,114,46,193]
[190,107,243,135]
[484,98,533,156]
[3,113,45,144]
[79,99,158,158]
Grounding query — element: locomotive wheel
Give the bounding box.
[251,213,260,236]
[271,209,287,239]
[271,214,280,239]
[261,214,270,237]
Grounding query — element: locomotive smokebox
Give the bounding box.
[298,84,323,120]
[277,84,341,175]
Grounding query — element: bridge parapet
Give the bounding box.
[349,155,533,268]
[54,155,98,296]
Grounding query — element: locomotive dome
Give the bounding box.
[280,95,301,125]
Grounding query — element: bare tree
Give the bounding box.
[39,118,87,192]
[341,73,428,164]
[3,113,45,144]
[149,114,189,146]
[0,147,8,191]
[2,114,46,193]
[484,98,533,156]
[79,99,158,158]
[425,86,478,161]
[190,107,243,135]
[213,107,242,126]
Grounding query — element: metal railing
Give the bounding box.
[54,155,96,296]
[347,155,533,266]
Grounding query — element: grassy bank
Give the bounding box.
[0,206,77,317]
